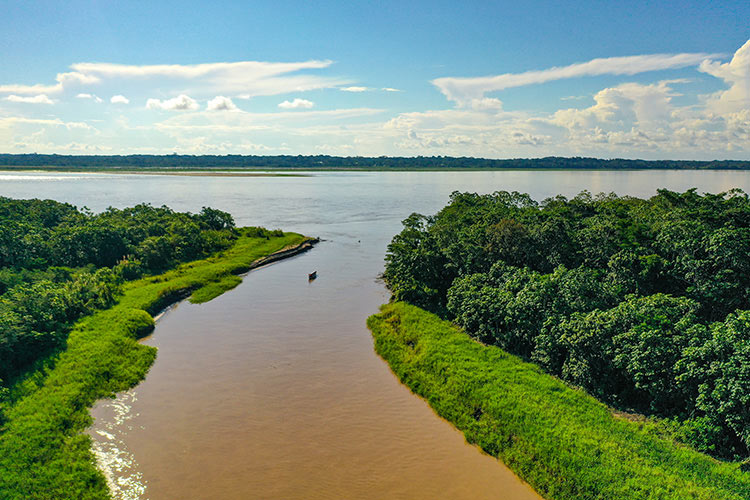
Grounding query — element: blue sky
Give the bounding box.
[0,0,748,159]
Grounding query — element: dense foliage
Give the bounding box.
[384,189,750,459]
[0,197,238,390]
[369,303,750,500]
[0,153,749,170]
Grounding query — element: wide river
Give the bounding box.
[3,169,750,499]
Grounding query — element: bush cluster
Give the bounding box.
[0,197,237,386]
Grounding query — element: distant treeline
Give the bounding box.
[1,153,749,170]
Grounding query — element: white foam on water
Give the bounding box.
[0,175,78,181]
[88,389,148,500]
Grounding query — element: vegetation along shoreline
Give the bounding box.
[0,198,315,499]
[371,188,750,499]
[368,302,750,500]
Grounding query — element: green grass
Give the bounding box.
[0,231,311,500]
[368,302,750,500]
[189,274,243,303]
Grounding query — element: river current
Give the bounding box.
[3,169,749,499]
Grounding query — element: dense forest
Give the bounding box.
[383,188,750,460]
[0,198,238,406]
[1,153,749,170]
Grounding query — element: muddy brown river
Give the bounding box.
[3,169,749,499]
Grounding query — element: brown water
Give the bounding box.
[89,251,541,500]
[4,169,750,499]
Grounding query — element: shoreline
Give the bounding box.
[0,231,316,500]
[368,302,750,500]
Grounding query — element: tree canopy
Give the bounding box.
[0,197,238,396]
[384,188,750,459]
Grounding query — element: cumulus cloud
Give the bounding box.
[378,41,747,157]
[551,80,680,132]
[278,98,314,109]
[433,51,723,104]
[468,97,504,111]
[382,87,402,92]
[699,39,750,115]
[146,94,199,111]
[5,94,53,104]
[2,40,748,159]
[110,95,129,104]
[206,96,238,111]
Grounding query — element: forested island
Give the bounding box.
[1,153,750,171]
[0,197,314,499]
[371,188,750,499]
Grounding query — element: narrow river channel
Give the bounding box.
[4,169,749,499]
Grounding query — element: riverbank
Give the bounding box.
[0,230,315,500]
[368,302,750,500]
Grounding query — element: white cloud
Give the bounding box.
[551,80,679,131]
[433,51,723,104]
[468,97,504,111]
[110,95,130,104]
[0,116,94,131]
[155,108,382,134]
[5,94,53,104]
[278,98,314,109]
[76,93,103,102]
[71,60,329,79]
[0,60,344,99]
[699,39,750,115]
[561,95,588,101]
[206,96,238,111]
[0,71,99,95]
[146,94,199,111]
[70,60,342,97]
[341,86,402,93]
[2,41,748,159]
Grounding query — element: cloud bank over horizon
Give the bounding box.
[0,40,748,159]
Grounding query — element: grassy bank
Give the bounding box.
[0,230,313,500]
[368,302,750,500]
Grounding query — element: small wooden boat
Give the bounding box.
[308,271,317,280]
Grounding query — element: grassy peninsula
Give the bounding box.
[368,302,750,500]
[0,197,314,499]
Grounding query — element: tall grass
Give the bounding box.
[368,302,750,500]
[0,231,311,500]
